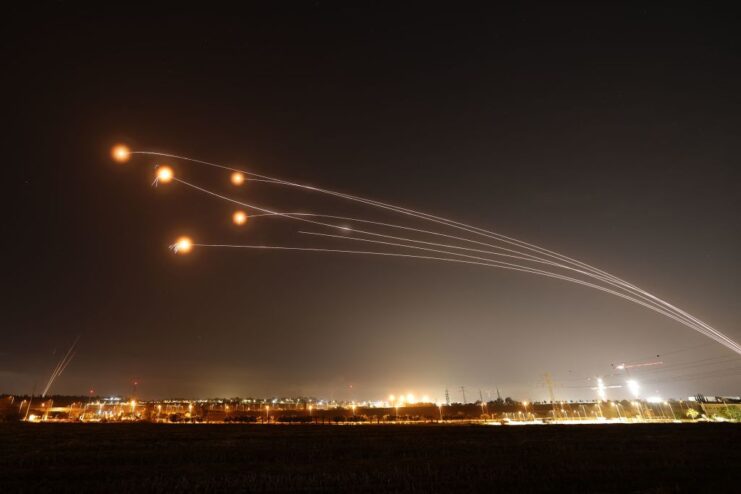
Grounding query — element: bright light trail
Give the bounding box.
[171,177,720,341]
[250,212,726,340]
[154,147,726,347]
[124,150,741,355]
[293,231,736,338]
[42,335,80,397]
[137,150,736,349]
[190,240,724,338]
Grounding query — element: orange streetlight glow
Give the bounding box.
[232,210,248,225]
[111,144,131,163]
[156,166,174,184]
[230,172,245,186]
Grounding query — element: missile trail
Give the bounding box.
[42,335,80,397]
[134,151,727,346]
[255,213,710,333]
[191,241,731,348]
[129,151,739,354]
[132,151,632,280]
[295,230,733,344]
[172,176,736,350]
[250,212,729,340]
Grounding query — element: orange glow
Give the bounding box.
[111,144,131,163]
[156,166,174,183]
[232,210,248,226]
[230,172,245,186]
[173,236,193,254]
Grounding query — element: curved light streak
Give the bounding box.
[192,242,734,349]
[131,151,739,354]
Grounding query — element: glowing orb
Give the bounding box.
[111,144,130,163]
[232,210,248,225]
[156,166,174,183]
[230,172,245,186]
[173,236,193,254]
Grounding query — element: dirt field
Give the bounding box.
[1,422,738,492]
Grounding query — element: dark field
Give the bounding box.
[1,423,739,493]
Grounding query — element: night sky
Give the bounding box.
[3,4,739,401]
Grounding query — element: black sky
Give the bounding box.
[2,3,740,401]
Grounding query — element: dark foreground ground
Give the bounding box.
[1,423,739,493]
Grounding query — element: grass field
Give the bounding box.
[1,423,738,492]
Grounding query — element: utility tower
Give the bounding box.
[460,386,467,404]
[444,387,450,406]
